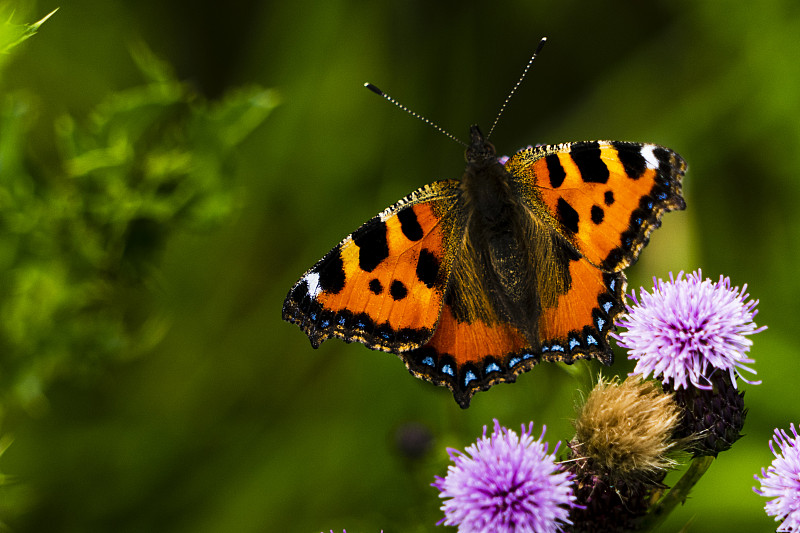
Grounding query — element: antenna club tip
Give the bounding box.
[536,37,547,53]
[364,83,384,96]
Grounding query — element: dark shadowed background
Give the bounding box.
[1,1,797,531]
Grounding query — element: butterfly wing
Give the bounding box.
[505,141,686,271]
[282,180,461,353]
[403,245,626,409]
[390,141,685,409]
[284,140,686,409]
[402,301,528,408]
[503,140,685,369]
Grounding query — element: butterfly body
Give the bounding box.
[454,126,557,352]
[283,123,686,408]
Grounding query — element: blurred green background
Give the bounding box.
[0,0,797,531]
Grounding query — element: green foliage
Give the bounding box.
[0,21,276,414]
[0,6,56,57]
[0,1,797,532]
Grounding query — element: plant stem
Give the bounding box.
[636,455,715,531]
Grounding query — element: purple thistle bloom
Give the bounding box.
[754,424,800,532]
[613,270,765,390]
[432,419,576,533]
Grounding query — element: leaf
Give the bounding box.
[0,7,57,54]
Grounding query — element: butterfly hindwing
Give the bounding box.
[402,240,627,408]
[537,253,625,362]
[404,302,530,408]
[505,141,686,271]
[282,180,461,353]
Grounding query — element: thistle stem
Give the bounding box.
[637,455,715,531]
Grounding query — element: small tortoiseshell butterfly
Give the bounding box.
[283,39,687,408]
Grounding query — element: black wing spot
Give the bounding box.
[613,142,647,179]
[315,247,346,294]
[604,190,615,206]
[591,205,605,225]
[571,141,609,184]
[368,278,383,295]
[352,217,389,272]
[398,208,423,241]
[557,198,580,234]
[390,280,408,300]
[416,248,440,288]
[545,153,566,188]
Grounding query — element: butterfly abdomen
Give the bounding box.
[451,128,563,349]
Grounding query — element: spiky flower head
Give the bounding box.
[754,424,800,532]
[671,371,747,456]
[571,377,681,481]
[433,419,576,533]
[614,270,765,390]
[568,377,682,532]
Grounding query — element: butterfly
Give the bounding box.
[282,42,687,408]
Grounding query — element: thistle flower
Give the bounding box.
[754,424,800,532]
[571,377,681,481]
[614,270,765,456]
[568,377,681,532]
[614,270,764,390]
[433,419,576,533]
[672,371,747,456]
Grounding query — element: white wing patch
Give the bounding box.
[304,271,322,298]
[642,145,660,170]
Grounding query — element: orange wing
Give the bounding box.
[285,140,686,409]
[505,141,686,271]
[537,256,625,362]
[400,141,684,408]
[403,250,625,409]
[403,302,530,408]
[282,181,461,352]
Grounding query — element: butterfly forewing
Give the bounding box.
[505,141,686,272]
[282,180,461,353]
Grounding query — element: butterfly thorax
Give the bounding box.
[461,125,516,225]
[451,125,547,345]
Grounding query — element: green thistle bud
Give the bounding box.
[669,372,747,457]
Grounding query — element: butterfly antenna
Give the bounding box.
[486,37,547,140]
[364,82,467,147]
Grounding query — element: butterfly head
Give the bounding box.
[465,125,497,165]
